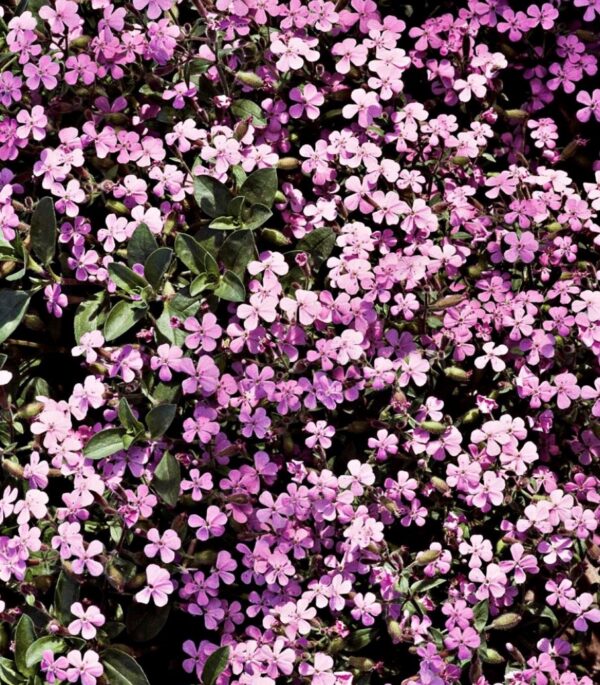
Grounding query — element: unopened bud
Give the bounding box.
[490,613,522,630]
[429,294,465,310]
[15,401,44,419]
[260,228,291,246]
[431,476,450,494]
[387,619,403,643]
[419,421,447,435]
[415,548,442,566]
[277,157,300,170]
[105,199,128,215]
[235,71,264,88]
[504,109,528,120]
[444,367,470,382]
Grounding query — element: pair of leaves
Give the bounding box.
[84,403,177,460]
[194,168,277,226]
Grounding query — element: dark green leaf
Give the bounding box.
[144,248,172,289]
[201,646,229,685]
[409,577,447,594]
[240,168,277,207]
[74,291,107,342]
[190,273,218,297]
[241,204,272,231]
[208,216,240,231]
[345,628,376,652]
[83,428,126,460]
[108,263,148,292]
[14,615,35,676]
[296,227,336,269]
[102,648,150,685]
[104,301,147,341]
[30,197,56,266]
[194,176,232,218]
[153,451,181,506]
[174,234,218,276]
[228,195,246,219]
[231,99,267,127]
[146,404,176,439]
[473,600,489,633]
[128,224,158,267]
[53,572,80,624]
[0,658,24,685]
[214,270,245,302]
[118,398,144,435]
[0,290,30,344]
[126,603,171,643]
[219,230,256,278]
[25,638,66,670]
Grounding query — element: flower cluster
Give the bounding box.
[0,1,599,684]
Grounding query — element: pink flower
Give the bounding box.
[474,342,508,372]
[576,89,600,122]
[289,84,324,120]
[135,564,174,607]
[503,231,539,263]
[305,421,335,450]
[68,603,105,640]
[144,528,181,563]
[64,650,103,685]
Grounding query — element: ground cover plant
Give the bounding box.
[0,0,599,683]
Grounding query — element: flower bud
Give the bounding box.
[415,548,441,565]
[277,157,300,170]
[260,228,291,246]
[444,367,470,382]
[105,199,129,215]
[490,613,522,630]
[15,401,44,419]
[430,476,450,494]
[235,71,264,88]
[387,619,403,643]
[419,421,447,435]
[503,109,528,120]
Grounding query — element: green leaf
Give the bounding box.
[53,572,79,624]
[240,168,277,207]
[146,404,176,439]
[219,230,256,278]
[231,99,267,127]
[190,273,218,297]
[174,234,218,276]
[473,600,489,633]
[208,216,240,231]
[102,648,150,685]
[194,176,232,218]
[30,197,57,266]
[126,603,171,643]
[73,291,107,342]
[153,451,181,506]
[144,248,172,289]
[345,628,376,652]
[0,658,25,685]
[201,646,230,685]
[14,615,35,676]
[108,263,148,292]
[128,224,158,267]
[25,637,66,670]
[104,301,147,341]
[228,195,246,219]
[83,428,126,460]
[214,270,245,302]
[409,577,447,594]
[118,398,144,435]
[296,227,336,269]
[241,204,272,231]
[0,290,31,345]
